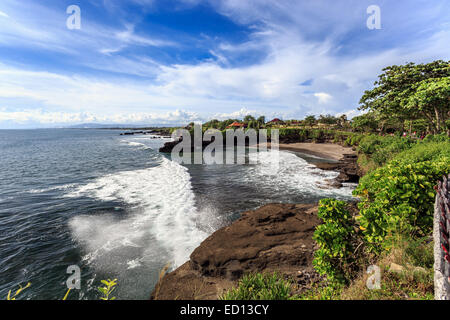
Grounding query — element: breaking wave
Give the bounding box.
[68,157,210,271]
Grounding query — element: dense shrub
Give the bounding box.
[298,129,309,142]
[391,140,450,164]
[353,158,450,252]
[311,129,325,142]
[221,273,296,300]
[350,134,364,146]
[422,132,449,143]
[313,199,358,284]
[357,135,415,165]
[278,128,302,141]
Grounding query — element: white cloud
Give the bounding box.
[336,109,367,120]
[0,108,202,125]
[0,0,449,128]
[0,0,174,57]
[212,108,259,120]
[314,92,332,104]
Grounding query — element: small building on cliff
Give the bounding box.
[226,122,247,129]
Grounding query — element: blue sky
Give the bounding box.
[0,0,449,128]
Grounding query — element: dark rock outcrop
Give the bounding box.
[315,153,360,185]
[158,138,182,153]
[338,153,360,183]
[151,203,322,300]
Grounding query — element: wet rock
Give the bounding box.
[151,203,321,300]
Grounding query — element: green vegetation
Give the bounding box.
[341,238,434,300]
[5,279,119,300]
[6,282,31,300]
[357,135,415,166]
[307,132,449,299]
[98,279,118,300]
[312,199,359,284]
[360,60,449,134]
[299,237,434,300]
[221,273,297,300]
[354,158,449,252]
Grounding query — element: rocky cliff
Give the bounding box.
[151,203,322,300]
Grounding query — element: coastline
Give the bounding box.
[151,142,360,300]
[151,204,322,300]
[260,142,356,161]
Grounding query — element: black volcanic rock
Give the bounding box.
[151,204,322,300]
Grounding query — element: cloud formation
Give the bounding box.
[0,0,449,128]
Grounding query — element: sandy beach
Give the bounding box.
[259,142,356,161]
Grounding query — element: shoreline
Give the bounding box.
[151,142,361,300]
[260,142,356,161]
[151,204,322,300]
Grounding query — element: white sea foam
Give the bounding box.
[120,140,151,150]
[247,150,355,198]
[28,183,78,194]
[121,135,173,151]
[68,157,209,269]
[67,148,354,292]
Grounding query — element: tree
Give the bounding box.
[304,115,316,127]
[359,60,450,133]
[257,116,266,126]
[406,77,450,133]
[243,115,256,123]
[203,119,220,129]
[338,114,349,128]
[351,113,379,132]
[318,114,338,125]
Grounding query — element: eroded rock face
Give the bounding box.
[158,138,182,153]
[316,153,360,186]
[151,203,321,300]
[190,204,320,280]
[338,154,360,183]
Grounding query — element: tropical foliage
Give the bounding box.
[359,60,450,134]
[354,158,450,252]
[221,273,297,300]
[313,199,359,284]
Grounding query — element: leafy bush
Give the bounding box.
[422,132,449,143]
[313,199,358,284]
[311,129,325,142]
[357,135,415,165]
[350,134,364,146]
[221,273,296,300]
[298,129,309,142]
[391,140,450,164]
[353,158,450,252]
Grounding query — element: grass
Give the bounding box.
[341,237,434,300]
[297,282,343,300]
[152,262,171,300]
[293,236,434,300]
[220,272,298,300]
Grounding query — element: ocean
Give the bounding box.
[0,129,354,300]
